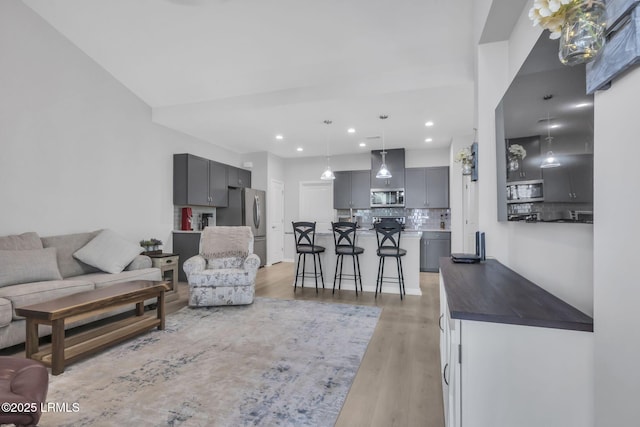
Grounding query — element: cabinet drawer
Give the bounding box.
[151,256,178,268]
[423,232,451,240]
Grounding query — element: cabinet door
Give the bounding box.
[405,168,427,208]
[426,167,449,208]
[425,238,451,272]
[209,161,228,207]
[506,136,542,182]
[371,148,405,188]
[238,168,252,188]
[333,171,352,209]
[569,154,593,203]
[173,232,201,282]
[542,165,572,202]
[350,170,371,208]
[227,166,239,187]
[187,155,211,206]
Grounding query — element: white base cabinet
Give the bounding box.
[439,275,594,427]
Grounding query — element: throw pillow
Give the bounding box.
[0,232,43,250]
[73,229,143,274]
[0,247,63,288]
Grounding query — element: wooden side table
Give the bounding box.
[148,253,179,301]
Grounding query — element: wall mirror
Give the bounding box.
[495,34,594,223]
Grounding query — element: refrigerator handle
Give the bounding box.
[254,195,261,229]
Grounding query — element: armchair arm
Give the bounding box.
[183,254,206,279]
[243,254,261,282]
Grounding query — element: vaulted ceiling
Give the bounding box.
[24,0,480,158]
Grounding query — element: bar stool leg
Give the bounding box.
[356,255,363,293]
[301,253,307,288]
[318,254,325,289]
[399,257,406,296]
[313,253,319,293]
[351,254,358,296]
[295,253,301,290]
[375,256,382,298]
[396,257,403,300]
[333,254,340,294]
[338,255,345,290]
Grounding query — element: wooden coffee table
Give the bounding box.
[15,280,169,375]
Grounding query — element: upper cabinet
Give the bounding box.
[333,170,370,209]
[370,148,405,188]
[173,153,228,207]
[227,166,252,188]
[506,136,542,182]
[405,167,449,208]
[543,154,593,203]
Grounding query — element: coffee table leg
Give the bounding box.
[157,291,165,330]
[51,319,65,375]
[136,301,144,316]
[24,318,39,358]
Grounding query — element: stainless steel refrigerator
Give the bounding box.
[216,188,266,266]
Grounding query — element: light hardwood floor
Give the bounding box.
[252,262,445,427]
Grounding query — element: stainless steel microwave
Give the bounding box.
[370,188,405,207]
[506,180,544,203]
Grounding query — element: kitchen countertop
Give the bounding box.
[439,258,593,332]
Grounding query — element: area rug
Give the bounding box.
[41,298,381,427]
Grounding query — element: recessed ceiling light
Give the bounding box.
[275,134,284,140]
[425,121,434,127]
[550,124,560,129]
[296,147,303,152]
[574,102,591,108]
[347,128,356,134]
[359,142,366,147]
[425,138,433,143]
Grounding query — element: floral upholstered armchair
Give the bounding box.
[183,226,260,306]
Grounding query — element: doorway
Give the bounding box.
[268,179,285,265]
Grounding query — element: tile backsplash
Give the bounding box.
[336,208,450,230]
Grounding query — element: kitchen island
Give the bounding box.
[286,229,422,296]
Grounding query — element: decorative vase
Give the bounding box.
[559,1,607,66]
[462,161,472,176]
[508,156,520,172]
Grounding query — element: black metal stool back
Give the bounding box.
[374,221,406,299]
[331,222,364,295]
[292,221,325,292]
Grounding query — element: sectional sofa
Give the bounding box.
[0,230,161,350]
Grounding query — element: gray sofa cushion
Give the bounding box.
[73,229,143,274]
[0,279,95,320]
[125,255,152,271]
[0,298,12,328]
[0,232,42,250]
[41,231,101,278]
[0,248,63,288]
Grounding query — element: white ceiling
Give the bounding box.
[23,0,476,158]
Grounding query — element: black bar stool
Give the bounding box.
[292,221,325,292]
[331,222,364,295]
[374,221,406,299]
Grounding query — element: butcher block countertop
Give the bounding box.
[439,258,593,332]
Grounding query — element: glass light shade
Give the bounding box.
[320,165,335,180]
[376,151,392,179]
[540,151,561,168]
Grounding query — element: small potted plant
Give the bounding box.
[139,239,163,254]
[507,144,527,172]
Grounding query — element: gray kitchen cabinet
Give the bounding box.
[172,232,201,282]
[333,170,370,209]
[506,136,542,182]
[406,167,449,208]
[543,154,593,203]
[227,166,252,188]
[174,154,228,207]
[421,231,451,272]
[371,148,405,188]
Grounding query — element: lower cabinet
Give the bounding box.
[172,232,201,283]
[439,275,593,427]
[420,232,451,272]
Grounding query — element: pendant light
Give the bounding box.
[320,119,336,180]
[540,113,561,168]
[376,115,392,179]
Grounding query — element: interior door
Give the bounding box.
[268,179,285,265]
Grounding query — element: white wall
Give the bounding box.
[476,7,594,316]
[0,0,240,249]
[593,66,640,426]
